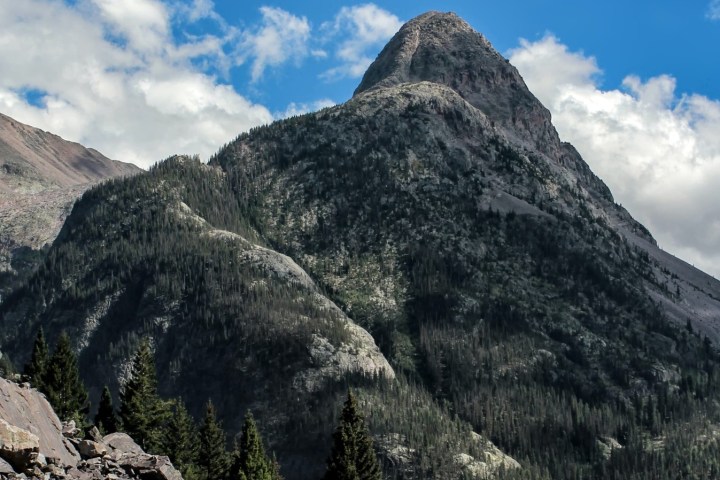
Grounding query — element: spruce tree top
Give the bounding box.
[42,331,89,425]
[323,391,381,480]
[24,327,49,388]
[119,338,167,452]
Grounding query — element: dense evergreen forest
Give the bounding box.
[15,331,385,480]
[3,146,719,479]
[0,157,500,479]
[209,100,720,480]
[2,12,720,477]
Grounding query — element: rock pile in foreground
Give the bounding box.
[0,377,181,479]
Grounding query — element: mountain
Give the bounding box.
[0,112,140,299]
[3,11,720,479]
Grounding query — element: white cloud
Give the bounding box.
[708,0,720,20]
[179,0,220,23]
[91,0,171,54]
[275,99,336,119]
[509,35,720,278]
[238,7,311,82]
[0,0,272,168]
[321,4,402,80]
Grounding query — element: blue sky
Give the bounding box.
[0,0,719,277]
[210,0,720,113]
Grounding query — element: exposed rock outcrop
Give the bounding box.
[0,377,182,479]
[0,378,78,468]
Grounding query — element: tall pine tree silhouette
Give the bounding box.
[199,399,230,480]
[323,391,381,480]
[43,331,88,425]
[23,328,49,390]
[230,411,282,480]
[95,385,118,434]
[164,398,200,480]
[119,338,168,452]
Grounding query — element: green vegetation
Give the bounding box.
[210,104,720,479]
[3,88,720,479]
[231,411,282,480]
[23,327,48,389]
[323,391,381,480]
[0,351,14,378]
[43,331,89,425]
[198,400,231,479]
[119,338,169,453]
[95,386,118,434]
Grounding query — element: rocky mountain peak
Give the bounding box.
[355,11,559,152]
[355,11,490,95]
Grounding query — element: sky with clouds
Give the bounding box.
[0,0,719,278]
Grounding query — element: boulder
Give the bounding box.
[0,417,39,470]
[0,456,15,474]
[102,432,144,455]
[0,377,80,467]
[28,451,46,467]
[86,426,102,443]
[117,453,182,480]
[62,420,80,438]
[0,378,182,479]
[78,439,108,459]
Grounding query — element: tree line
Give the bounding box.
[22,330,382,480]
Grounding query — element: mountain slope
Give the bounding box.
[209,11,720,478]
[2,10,720,480]
[0,156,513,479]
[0,112,140,298]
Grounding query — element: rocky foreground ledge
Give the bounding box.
[0,376,182,479]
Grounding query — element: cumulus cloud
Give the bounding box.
[509,35,720,278]
[0,0,272,168]
[708,0,720,20]
[92,0,171,54]
[238,7,311,82]
[321,4,402,80]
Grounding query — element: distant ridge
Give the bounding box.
[0,112,141,297]
[0,112,139,193]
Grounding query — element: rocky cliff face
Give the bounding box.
[356,12,558,157]
[2,10,720,480]
[0,113,140,299]
[0,376,181,479]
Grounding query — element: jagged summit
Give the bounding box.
[355,12,492,96]
[355,11,557,151]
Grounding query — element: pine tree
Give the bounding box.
[95,386,118,434]
[23,328,49,390]
[163,399,201,479]
[199,399,230,480]
[42,331,88,425]
[0,351,14,378]
[119,338,169,453]
[323,391,381,480]
[230,411,281,480]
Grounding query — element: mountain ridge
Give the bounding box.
[2,11,720,480]
[0,112,141,299]
[0,112,138,192]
